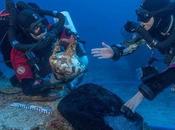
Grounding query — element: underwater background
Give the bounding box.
[0,0,175,129]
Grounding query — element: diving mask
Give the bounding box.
[136,8,153,23]
[29,18,47,36]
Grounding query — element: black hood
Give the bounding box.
[141,0,170,12]
[17,9,43,31]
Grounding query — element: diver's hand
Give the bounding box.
[91,42,114,59]
[122,91,144,113]
[120,91,144,119]
[124,21,140,33]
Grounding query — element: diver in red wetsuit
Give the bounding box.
[1,0,87,96]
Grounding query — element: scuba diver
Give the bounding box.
[0,0,88,96]
[91,0,175,118]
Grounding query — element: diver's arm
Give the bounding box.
[136,26,175,51]
[125,21,155,45]
[110,45,125,60]
[91,42,138,60]
[16,1,41,12]
[44,12,65,36]
[111,34,143,59]
[111,42,141,58]
[6,2,37,52]
[125,21,175,51]
[92,32,143,60]
[9,36,55,51]
[156,32,175,50]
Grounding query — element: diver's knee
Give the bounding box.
[21,79,35,96]
[139,76,168,100]
[139,68,175,100]
[21,78,44,96]
[139,84,155,100]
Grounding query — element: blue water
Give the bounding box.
[0,0,175,129]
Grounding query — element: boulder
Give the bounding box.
[58,83,143,130]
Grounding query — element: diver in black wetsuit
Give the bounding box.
[1,0,65,96]
[1,0,87,96]
[92,0,175,117]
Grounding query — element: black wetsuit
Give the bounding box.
[138,12,175,100]
[112,11,175,100]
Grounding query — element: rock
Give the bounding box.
[58,83,143,130]
[0,101,73,130]
[0,83,73,130]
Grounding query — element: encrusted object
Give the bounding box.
[122,39,145,56]
[49,37,86,82]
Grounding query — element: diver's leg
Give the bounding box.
[122,67,175,117]
[139,67,175,100]
[9,75,21,87]
[10,48,51,96]
[10,48,34,81]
